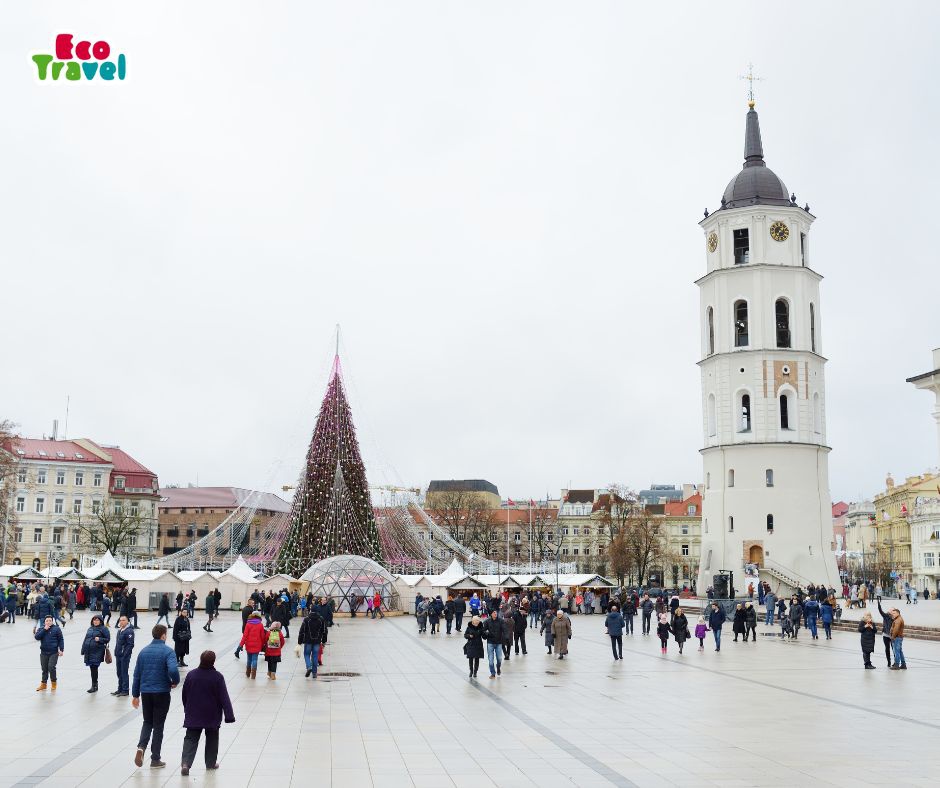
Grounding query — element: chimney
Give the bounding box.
[52,420,59,441]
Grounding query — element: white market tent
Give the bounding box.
[392,574,431,613]
[254,573,298,596]
[0,565,43,582]
[217,556,262,607]
[175,571,222,609]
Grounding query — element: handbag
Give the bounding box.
[104,647,113,665]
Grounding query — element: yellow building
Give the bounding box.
[873,472,940,586]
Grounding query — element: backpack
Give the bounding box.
[267,630,281,649]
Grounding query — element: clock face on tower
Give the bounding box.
[707,232,718,253]
[769,221,790,242]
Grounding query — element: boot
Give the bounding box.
[51,681,57,690]
[271,672,276,680]
[245,666,251,677]
[36,682,47,692]
[250,668,257,680]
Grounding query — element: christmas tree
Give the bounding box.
[275,354,383,574]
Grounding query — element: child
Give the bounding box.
[858,612,876,669]
[694,616,707,651]
[780,616,793,640]
[776,597,787,622]
[265,621,285,680]
[656,613,671,654]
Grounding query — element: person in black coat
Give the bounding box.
[463,615,485,678]
[743,602,758,642]
[511,608,527,655]
[622,598,637,635]
[858,612,877,669]
[234,601,254,659]
[173,609,192,667]
[453,595,467,631]
[157,593,171,626]
[444,596,455,635]
[274,598,291,638]
[732,603,746,642]
[80,614,110,693]
[671,609,691,654]
[176,591,184,614]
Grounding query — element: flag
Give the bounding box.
[507,498,515,506]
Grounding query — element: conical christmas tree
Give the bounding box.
[275,355,383,574]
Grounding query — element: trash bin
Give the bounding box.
[231,601,241,611]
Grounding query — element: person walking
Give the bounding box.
[234,600,254,659]
[788,597,803,640]
[656,613,672,654]
[550,609,572,660]
[763,589,776,626]
[744,602,758,642]
[415,597,429,634]
[112,615,135,697]
[622,596,636,636]
[803,597,820,640]
[453,594,466,631]
[81,613,110,693]
[672,608,690,654]
[483,609,506,678]
[67,588,77,621]
[264,622,284,680]
[173,608,192,668]
[511,606,527,655]
[502,606,515,661]
[156,594,171,626]
[605,603,625,660]
[463,615,485,678]
[708,602,726,651]
[444,596,455,634]
[132,624,181,770]
[820,599,834,640]
[238,611,266,679]
[889,608,907,670]
[540,609,555,654]
[640,594,653,636]
[732,603,746,642]
[297,608,326,678]
[179,650,235,776]
[428,596,442,635]
[858,613,877,669]
[102,592,113,627]
[694,615,707,651]
[876,597,894,667]
[35,615,64,691]
[203,592,216,632]
[175,591,184,615]
[126,588,139,629]
[372,591,384,619]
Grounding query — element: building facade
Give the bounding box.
[1,437,158,567]
[696,100,840,595]
[907,348,940,464]
[873,472,940,587]
[425,479,500,510]
[911,498,940,594]
[843,500,877,579]
[663,493,703,590]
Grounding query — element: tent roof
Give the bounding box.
[393,575,429,586]
[176,570,219,582]
[445,575,489,590]
[0,565,42,579]
[438,558,464,580]
[220,556,260,583]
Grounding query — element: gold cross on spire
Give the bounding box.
[739,63,763,109]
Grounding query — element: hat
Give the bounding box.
[250,611,262,619]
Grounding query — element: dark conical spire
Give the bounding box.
[743,107,765,168]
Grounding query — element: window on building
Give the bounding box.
[728,516,734,532]
[128,534,138,546]
[682,523,689,535]
[573,548,580,556]
[16,497,25,513]
[33,528,43,543]
[573,527,579,536]
[800,232,806,265]
[687,505,696,515]
[54,498,64,514]
[766,469,774,487]
[767,514,774,532]
[734,300,749,347]
[739,393,751,432]
[35,497,45,514]
[561,548,569,556]
[115,477,125,490]
[546,531,554,542]
[733,228,749,264]
[17,468,27,483]
[682,544,690,556]
[114,502,123,515]
[707,307,715,355]
[707,394,717,437]
[728,470,735,488]
[583,527,590,536]
[563,527,569,536]
[131,502,140,517]
[72,531,79,544]
[38,470,47,484]
[52,528,63,545]
[93,472,102,487]
[75,471,84,486]
[15,528,23,543]
[92,499,101,514]
[809,303,816,352]
[56,470,65,485]
[775,299,791,348]
[926,553,936,568]
[780,394,791,430]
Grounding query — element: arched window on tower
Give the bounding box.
[765,469,774,487]
[738,393,751,432]
[734,300,749,347]
[775,299,791,348]
[810,303,816,353]
[728,469,735,488]
[766,514,774,532]
[779,393,791,430]
[707,394,717,437]
[707,307,715,356]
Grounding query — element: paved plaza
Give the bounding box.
[0,609,939,787]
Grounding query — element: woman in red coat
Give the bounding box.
[264,621,285,680]
[238,612,266,680]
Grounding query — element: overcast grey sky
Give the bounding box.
[2,1,938,504]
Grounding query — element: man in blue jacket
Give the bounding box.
[131,624,180,770]
[34,615,64,691]
[112,615,135,697]
[708,602,727,652]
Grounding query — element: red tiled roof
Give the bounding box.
[664,493,703,517]
[158,486,291,512]
[832,501,849,518]
[91,444,155,475]
[1,438,110,464]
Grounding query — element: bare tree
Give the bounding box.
[0,420,21,564]
[607,531,633,586]
[530,511,558,561]
[618,509,678,587]
[71,498,150,557]
[596,484,640,540]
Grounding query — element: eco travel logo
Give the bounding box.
[32,34,126,81]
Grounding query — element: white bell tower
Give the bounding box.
[696,97,839,595]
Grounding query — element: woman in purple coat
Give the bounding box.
[179,650,235,776]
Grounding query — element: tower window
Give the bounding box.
[728,516,734,532]
[707,307,715,356]
[767,514,774,532]
[733,228,749,265]
[706,473,711,489]
[775,299,791,348]
[810,303,816,353]
[707,394,717,437]
[800,232,806,265]
[739,393,751,432]
[780,394,790,430]
[734,300,749,347]
[728,469,735,488]
[766,469,774,487]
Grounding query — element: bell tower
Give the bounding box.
[696,97,839,595]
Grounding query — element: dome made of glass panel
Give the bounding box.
[301,554,395,612]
